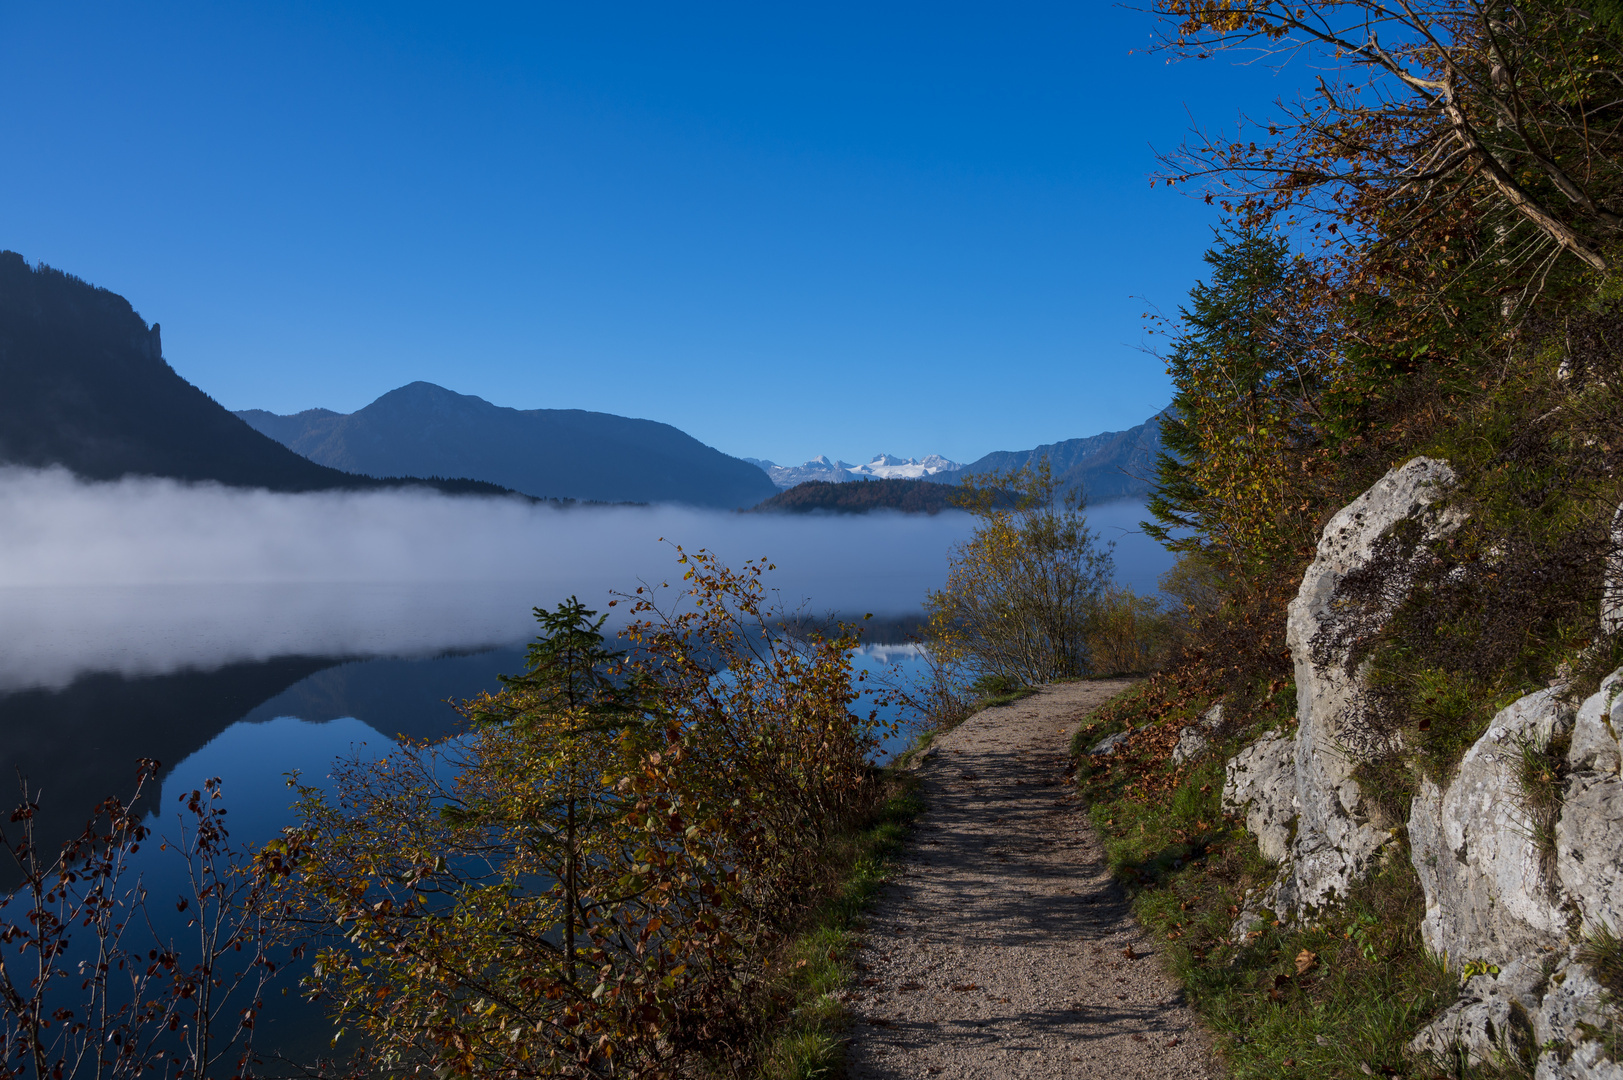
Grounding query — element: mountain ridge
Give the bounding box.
[0,252,517,497]
[753,412,1165,503]
[748,452,964,490]
[947,410,1167,502]
[238,382,778,509]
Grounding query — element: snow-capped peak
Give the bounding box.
[754,451,963,489]
[848,454,964,481]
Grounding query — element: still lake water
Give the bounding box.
[0,492,1170,1061]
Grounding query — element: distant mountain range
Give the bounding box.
[0,252,516,497]
[954,410,1167,503]
[755,412,1166,505]
[0,248,1163,512]
[238,383,777,509]
[745,453,964,489]
[0,251,773,508]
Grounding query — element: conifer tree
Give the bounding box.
[1146,225,1329,574]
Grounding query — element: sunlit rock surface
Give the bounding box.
[1220,730,1297,863]
[1409,688,1573,966]
[1282,456,1463,911]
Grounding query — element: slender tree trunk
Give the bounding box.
[565,788,577,986]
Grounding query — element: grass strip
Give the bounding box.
[743,683,1040,1078]
[749,773,924,1080]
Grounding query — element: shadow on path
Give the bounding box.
[845,680,1218,1080]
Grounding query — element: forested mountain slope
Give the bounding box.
[749,477,966,514]
[949,410,1166,502]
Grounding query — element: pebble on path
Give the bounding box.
[845,680,1218,1080]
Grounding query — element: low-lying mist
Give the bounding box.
[0,467,1172,692]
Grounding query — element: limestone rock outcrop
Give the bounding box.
[1216,457,1623,1069]
[1407,958,1544,1065]
[1220,731,1297,864]
[1404,670,1623,1070]
[1283,457,1465,910]
[1409,952,1623,1077]
[1409,688,1574,966]
[1223,458,1463,914]
[1558,668,1623,937]
[1171,703,1225,766]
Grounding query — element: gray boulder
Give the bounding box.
[1409,687,1574,966]
[1409,951,1623,1073]
[1534,960,1614,1050]
[1558,667,1623,937]
[1569,667,1623,774]
[1171,703,1225,766]
[1532,960,1623,1079]
[1282,457,1464,911]
[1536,1043,1623,1080]
[1090,730,1129,756]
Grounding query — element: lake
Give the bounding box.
[0,490,1172,874]
[0,476,1171,1063]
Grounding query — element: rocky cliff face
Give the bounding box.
[1220,456,1623,1075]
[1222,458,1464,922]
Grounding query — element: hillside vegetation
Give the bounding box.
[1045,2,1623,1077]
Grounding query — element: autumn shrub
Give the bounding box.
[1085,585,1175,676]
[276,549,891,1079]
[925,463,1115,684]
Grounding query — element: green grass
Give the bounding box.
[976,686,1037,708]
[968,672,1038,710]
[1069,683,1523,1080]
[1512,728,1569,878]
[749,776,924,1080]
[1578,923,1623,1000]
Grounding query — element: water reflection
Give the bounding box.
[0,492,1174,1067]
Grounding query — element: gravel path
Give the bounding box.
[844,680,1218,1080]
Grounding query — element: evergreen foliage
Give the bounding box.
[751,477,992,515]
[1146,225,1330,575]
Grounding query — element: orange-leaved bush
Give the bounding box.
[273,549,889,1079]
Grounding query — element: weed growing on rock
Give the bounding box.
[1512,729,1570,882]
[1577,924,1623,1002]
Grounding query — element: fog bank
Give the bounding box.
[0,468,1172,691]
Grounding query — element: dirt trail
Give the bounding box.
[844,680,1217,1080]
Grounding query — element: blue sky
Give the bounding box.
[0,2,1291,465]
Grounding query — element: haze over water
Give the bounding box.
[0,465,1171,885]
[0,466,1170,691]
